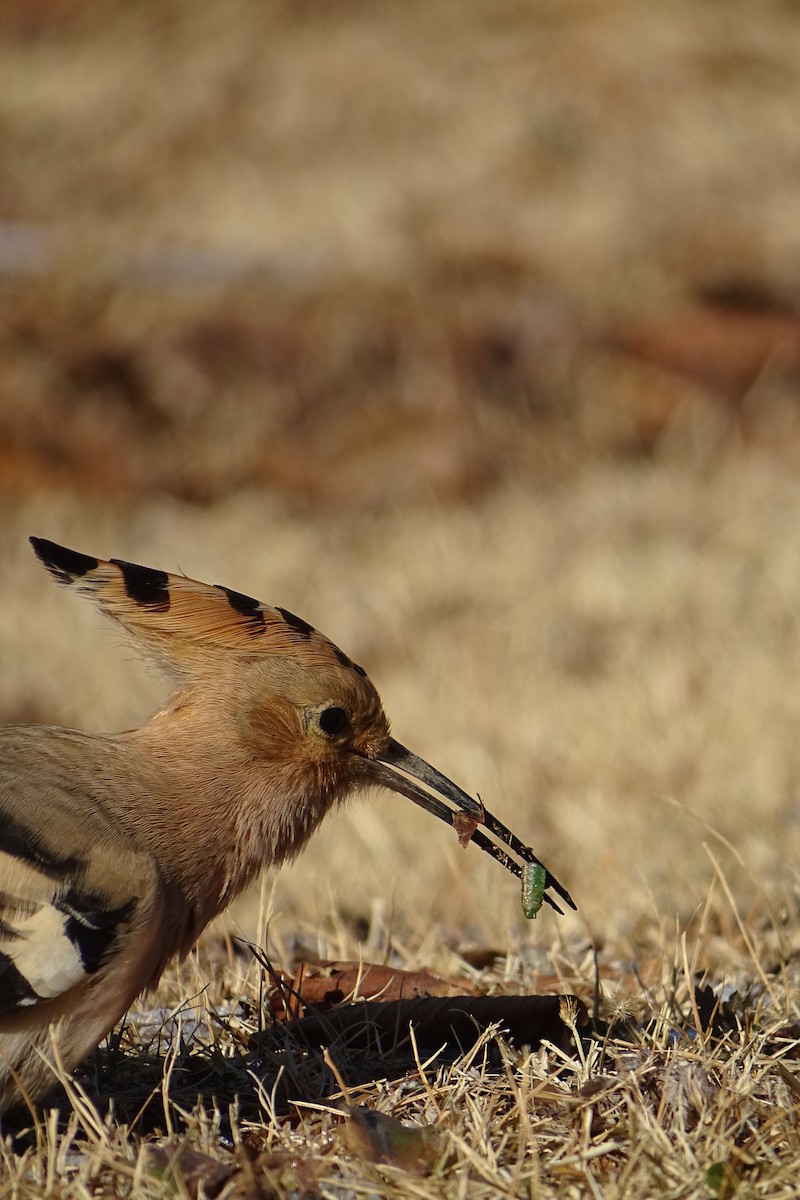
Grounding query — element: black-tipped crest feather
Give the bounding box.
[28,538,368,677]
[30,538,98,584]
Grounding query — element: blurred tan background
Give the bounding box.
[1,0,800,953]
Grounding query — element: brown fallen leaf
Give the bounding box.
[146,1143,234,1199]
[341,1106,444,1173]
[611,303,800,395]
[266,960,471,1021]
[237,1142,323,1200]
[457,947,504,970]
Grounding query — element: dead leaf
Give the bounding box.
[706,1160,741,1199]
[458,947,504,970]
[341,1106,444,1173]
[146,1143,234,1199]
[266,960,470,1021]
[237,1142,322,1199]
[612,303,800,395]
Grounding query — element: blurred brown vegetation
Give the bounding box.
[2,0,800,513]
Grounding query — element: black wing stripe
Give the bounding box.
[56,890,137,975]
[0,814,82,881]
[0,952,42,1016]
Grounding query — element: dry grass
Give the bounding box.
[1,886,799,1198]
[3,464,800,1197]
[2,0,800,1194]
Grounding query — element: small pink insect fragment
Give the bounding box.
[452,796,485,848]
[453,812,479,848]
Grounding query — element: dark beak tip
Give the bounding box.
[377,739,574,912]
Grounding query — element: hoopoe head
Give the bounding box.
[30,538,574,912]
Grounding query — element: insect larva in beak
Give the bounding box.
[521,862,547,920]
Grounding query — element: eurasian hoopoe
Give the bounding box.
[0,538,573,1111]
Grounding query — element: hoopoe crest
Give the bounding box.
[0,539,573,1112]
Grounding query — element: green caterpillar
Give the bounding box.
[521,862,547,919]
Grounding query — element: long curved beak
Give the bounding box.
[366,738,575,915]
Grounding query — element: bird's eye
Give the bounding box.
[318,706,348,736]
